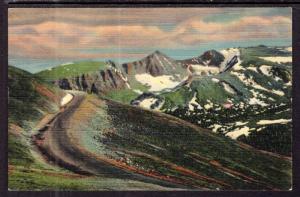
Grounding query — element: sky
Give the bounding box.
[8,7,292,73]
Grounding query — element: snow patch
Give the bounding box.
[247,66,257,72]
[285,47,292,52]
[259,56,292,63]
[210,124,222,133]
[189,65,220,75]
[139,98,157,109]
[256,119,291,125]
[204,100,213,109]
[268,97,275,101]
[135,74,180,92]
[154,54,165,68]
[211,78,220,83]
[204,102,213,110]
[285,81,292,86]
[259,65,272,76]
[222,82,236,94]
[117,71,131,89]
[272,89,285,96]
[61,93,73,106]
[226,126,250,139]
[235,121,248,126]
[133,89,143,94]
[188,93,202,111]
[249,98,267,107]
[249,90,268,106]
[170,107,178,112]
[257,127,265,132]
[61,62,73,66]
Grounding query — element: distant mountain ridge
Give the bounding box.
[33,47,264,106]
[178,50,225,67]
[55,66,130,94]
[36,61,130,94]
[122,50,186,80]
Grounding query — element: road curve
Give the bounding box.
[33,92,190,189]
[32,91,291,190]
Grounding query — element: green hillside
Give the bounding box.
[240,45,291,58]
[8,66,63,167]
[36,61,108,81]
[76,97,291,190]
[8,66,84,190]
[8,66,61,130]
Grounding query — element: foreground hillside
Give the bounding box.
[8,66,75,190]
[34,92,291,190]
[8,66,65,189]
[9,66,170,190]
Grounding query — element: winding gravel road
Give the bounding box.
[34,92,188,189]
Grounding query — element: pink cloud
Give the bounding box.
[174,16,291,44]
[9,15,291,60]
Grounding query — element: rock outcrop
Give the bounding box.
[122,50,186,80]
[178,50,225,68]
[54,67,129,94]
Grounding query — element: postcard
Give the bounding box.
[8,7,292,191]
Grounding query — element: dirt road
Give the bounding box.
[33,92,188,189]
[33,91,291,190]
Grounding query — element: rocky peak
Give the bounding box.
[122,50,182,77]
[55,67,129,94]
[179,50,225,68]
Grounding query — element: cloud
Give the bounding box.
[8,8,224,26]
[8,8,292,60]
[9,22,174,59]
[174,16,292,44]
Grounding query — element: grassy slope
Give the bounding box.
[36,61,107,81]
[8,66,91,190]
[104,89,139,104]
[9,165,171,191]
[8,66,60,130]
[75,95,291,190]
[239,45,291,58]
[239,46,292,68]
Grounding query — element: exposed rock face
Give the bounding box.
[178,50,225,68]
[122,50,186,79]
[58,78,72,90]
[54,68,129,94]
[220,55,238,73]
[178,49,241,76]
